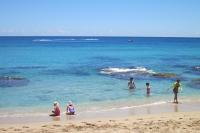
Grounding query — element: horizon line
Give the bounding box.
[0,35,200,38]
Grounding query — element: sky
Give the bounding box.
[0,0,200,37]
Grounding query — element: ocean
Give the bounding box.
[0,36,200,118]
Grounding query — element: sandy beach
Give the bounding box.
[0,111,200,133]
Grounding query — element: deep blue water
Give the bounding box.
[0,36,200,114]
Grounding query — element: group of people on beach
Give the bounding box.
[49,78,182,117]
[128,77,182,104]
[49,101,75,117]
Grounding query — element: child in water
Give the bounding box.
[128,77,136,89]
[146,82,150,95]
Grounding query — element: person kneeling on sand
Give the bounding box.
[66,101,75,115]
[49,101,60,116]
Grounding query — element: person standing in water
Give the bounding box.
[172,79,182,104]
[128,77,136,89]
[146,82,151,96]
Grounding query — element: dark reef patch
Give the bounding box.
[99,67,180,81]
[152,73,177,78]
[11,66,48,70]
[0,70,20,75]
[40,68,90,76]
[0,76,29,87]
[173,64,189,68]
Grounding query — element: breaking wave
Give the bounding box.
[100,67,156,75]
[194,66,200,71]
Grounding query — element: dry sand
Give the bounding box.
[0,111,200,133]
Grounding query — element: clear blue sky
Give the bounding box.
[0,0,200,37]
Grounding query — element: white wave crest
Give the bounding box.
[33,38,99,42]
[195,66,200,70]
[33,39,52,42]
[83,38,99,41]
[100,67,156,75]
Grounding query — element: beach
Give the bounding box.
[0,111,200,133]
[0,37,200,132]
[1,101,200,133]
[1,0,200,132]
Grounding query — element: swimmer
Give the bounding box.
[128,77,136,89]
[146,82,150,95]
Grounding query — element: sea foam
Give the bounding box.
[100,67,156,75]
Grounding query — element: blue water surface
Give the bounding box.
[0,36,200,111]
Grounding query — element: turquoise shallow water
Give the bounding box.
[0,37,200,116]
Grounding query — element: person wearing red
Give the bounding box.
[49,101,60,116]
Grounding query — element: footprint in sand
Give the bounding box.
[187,124,192,127]
[97,121,101,122]
[85,122,96,126]
[42,125,47,127]
[62,128,69,132]
[53,124,61,127]
[22,126,29,128]
[0,129,7,131]
[109,120,116,122]
[14,128,21,131]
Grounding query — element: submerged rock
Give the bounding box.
[41,68,90,76]
[189,78,200,88]
[100,67,180,80]
[152,73,177,78]
[0,76,29,87]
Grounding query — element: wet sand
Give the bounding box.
[0,111,200,133]
[1,101,200,124]
[0,102,200,132]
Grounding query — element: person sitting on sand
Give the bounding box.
[128,77,136,89]
[66,101,75,115]
[146,82,151,95]
[172,79,182,104]
[49,101,60,116]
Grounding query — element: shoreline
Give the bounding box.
[0,111,200,133]
[1,100,200,125]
